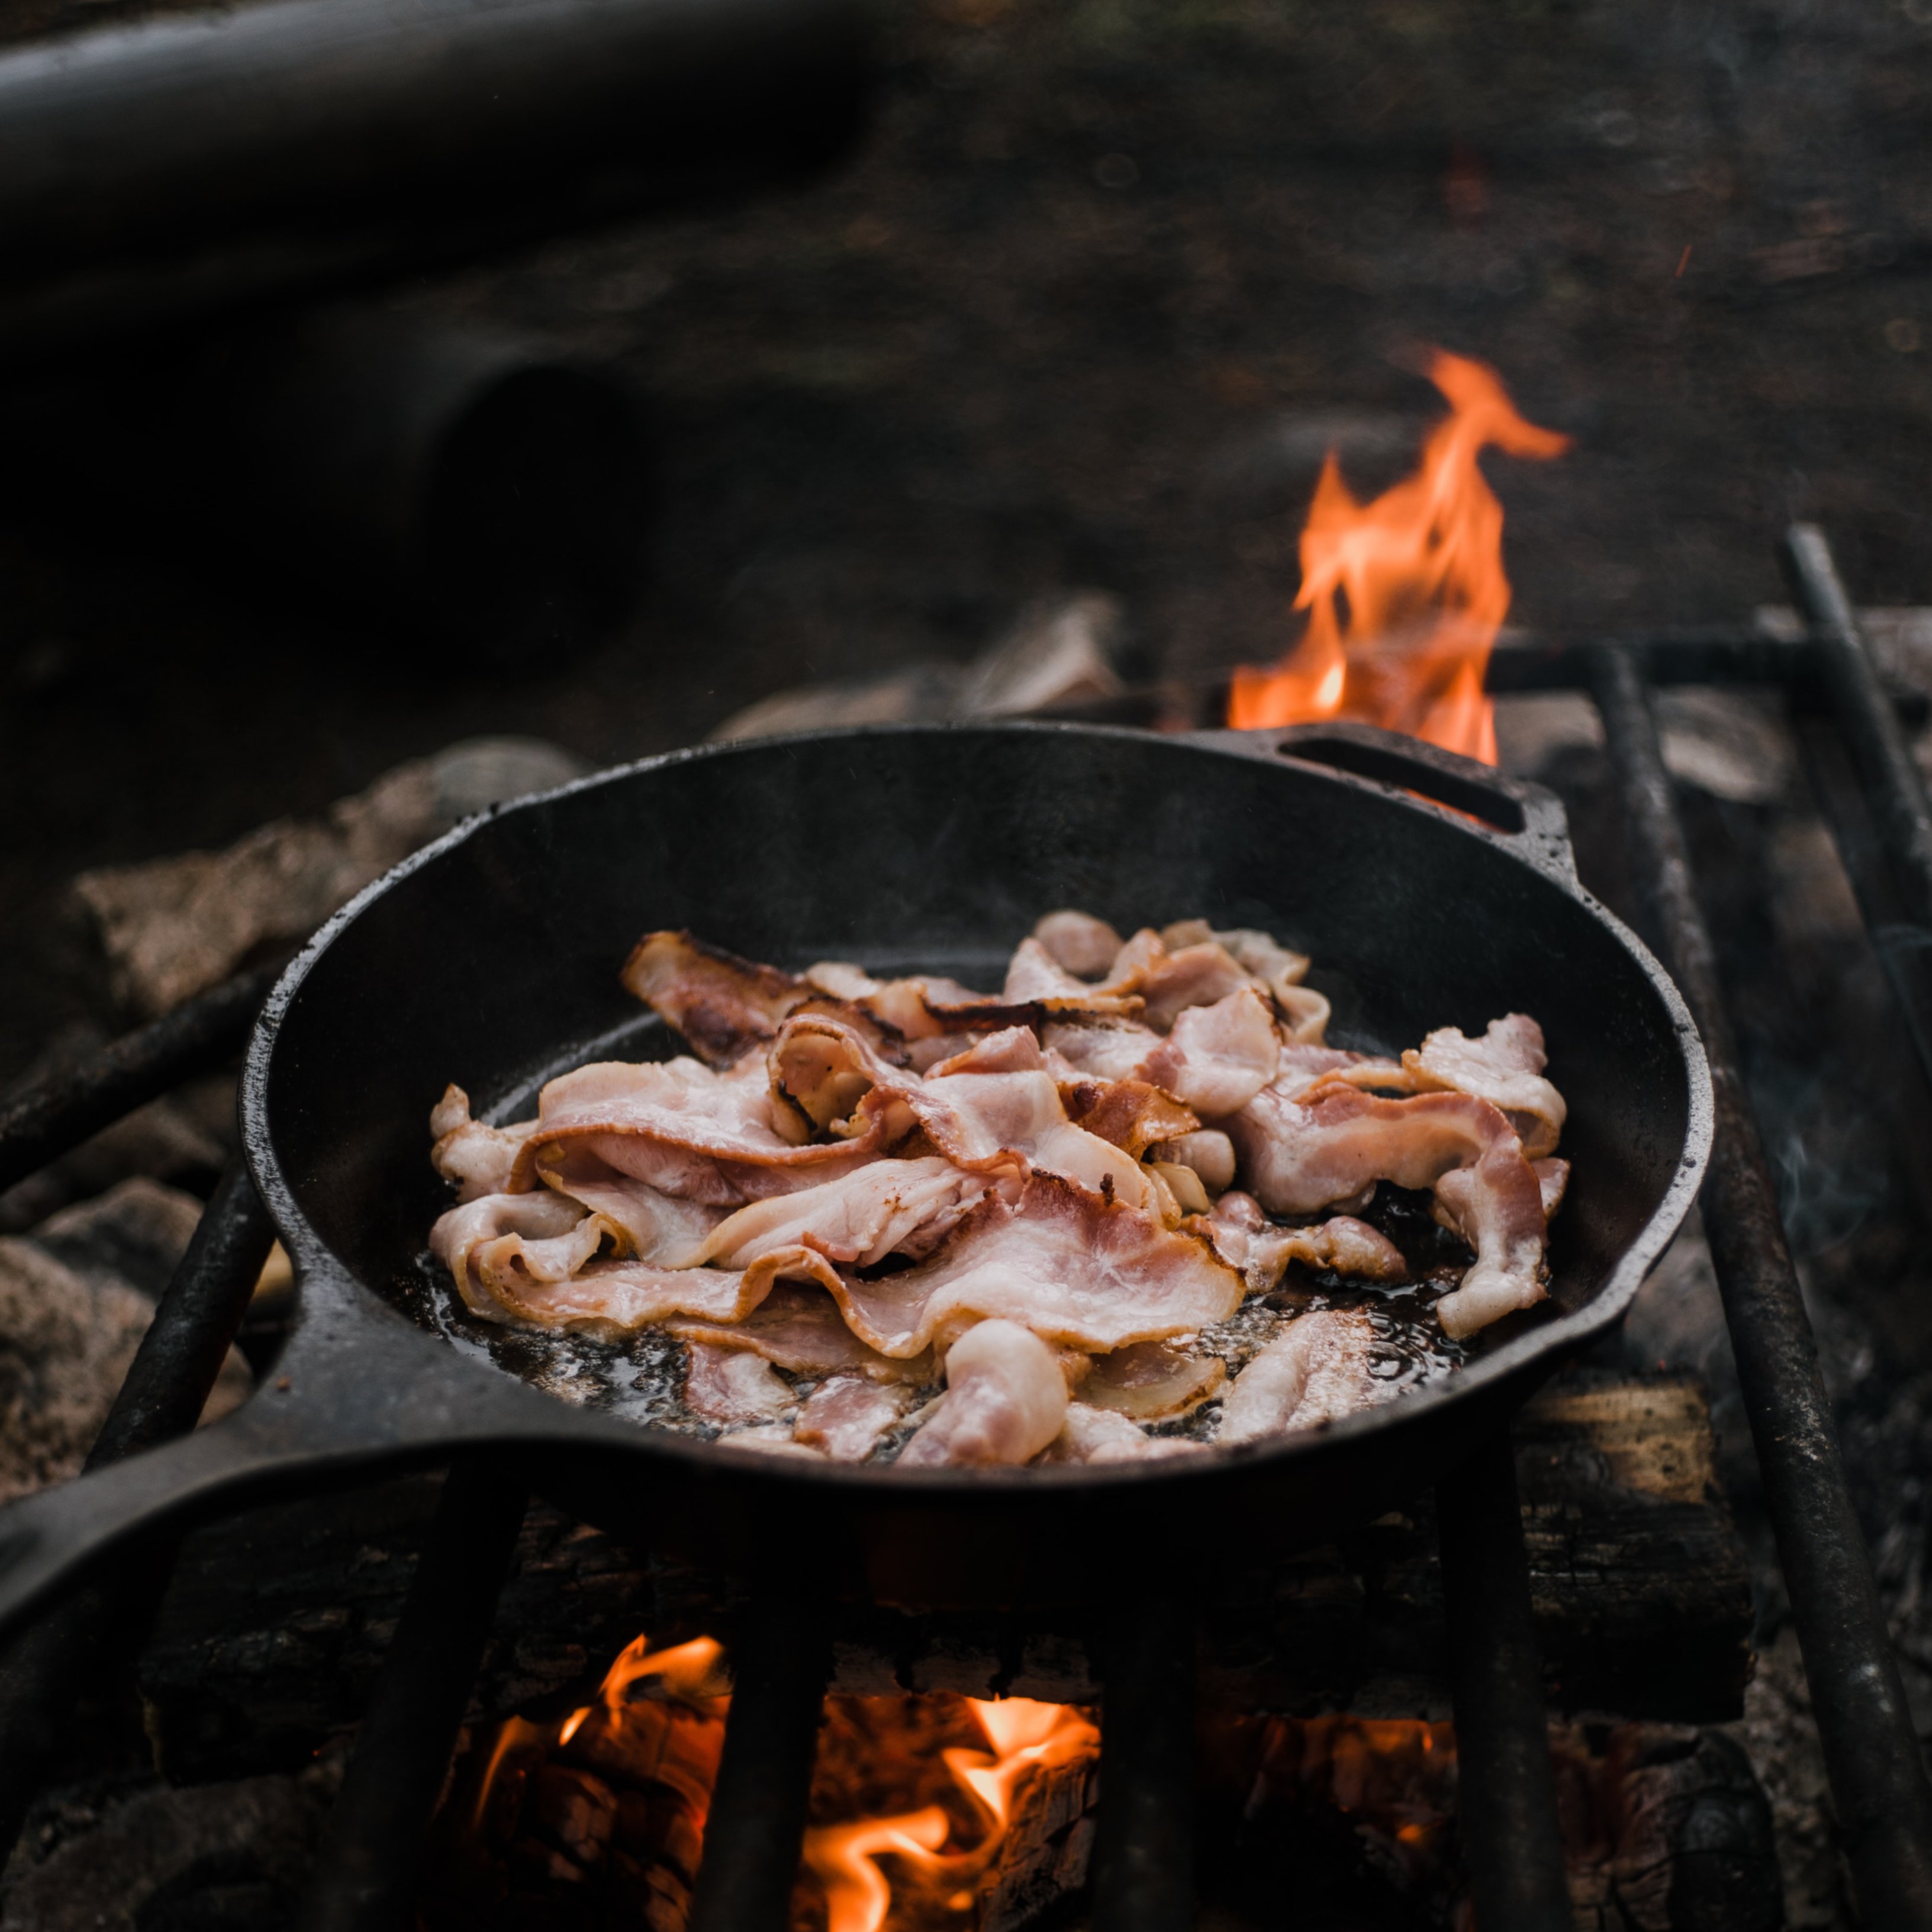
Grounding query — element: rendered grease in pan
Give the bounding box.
[407,1238,1469,1453]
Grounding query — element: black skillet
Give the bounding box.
[0,721,1711,1630]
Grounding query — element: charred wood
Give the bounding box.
[140,1373,1753,1783]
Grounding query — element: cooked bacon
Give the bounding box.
[685,1339,793,1423]
[1081,1340,1225,1419]
[1045,986,1279,1119]
[796,1376,910,1461]
[1148,1128,1236,1194]
[1532,1156,1570,1221]
[430,1086,539,1202]
[511,1051,884,1206]
[432,912,1570,1450]
[1403,1014,1567,1159]
[822,1174,1243,1360]
[1041,1402,1161,1463]
[1218,1310,1393,1441]
[1033,909,1124,979]
[1274,1042,1412,1099]
[1430,1163,1550,1338]
[1226,1080,1547,1332]
[694,1158,988,1270]
[1036,1402,1199,1463]
[1138,986,1281,1116]
[1061,1079,1200,1160]
[897,1319,1068,1467]
[430,1190,607,1320]
[995,938,1145,1019]
[1273,984,1332,1044]
[668,1283,930,1383]
[534,1144,723,1264]
[622,930,809,1066]
[1200,1189,1406,1292]
[1029,1123,1160,1212]
[1040,1018,1158,1085]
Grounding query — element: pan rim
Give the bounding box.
[241,718,1715,1494]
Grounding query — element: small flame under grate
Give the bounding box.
[421,1633,1100,1932]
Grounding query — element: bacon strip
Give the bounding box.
[430,1085,539,1202]
[1041,1403,1204,1463]
[1228,1080,1547,1332]
[819,1176,1244,1359]
[1200,1190,1406,1292]
[622,930,809,1066]
[1032,910,1124,978]
[897,1319,1068,1467]
[1403,1013,1567,1158]
[511,1051,886,1206]
[1081,1340,1225,1419]
[1218,1310,1393,1441]
[1044,985,1280,1119]
[796,1377,910,1461]
[685,1340,793,1423]
[694,1158,988,1270]
[667,1283,930,1383]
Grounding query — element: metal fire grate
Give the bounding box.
[4,524,1931,1931]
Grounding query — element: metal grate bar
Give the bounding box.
[0,1159,275,1863]
[0,962,278,1194]
[1591,641,1932,1925]
[295,1460,529,1932]
[1437,1434,1572,1930]
[685,1595,830,1932]
[1090,1596,1195,1932]
[1782,524,1932,1097]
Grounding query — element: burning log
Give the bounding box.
[413,1641,1098,1932]
[138,1371,1753,1783]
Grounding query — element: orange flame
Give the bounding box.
[801,1697,1100,1932]
[1226,349,1569,763]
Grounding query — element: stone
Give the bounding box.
[72,737,590,1017]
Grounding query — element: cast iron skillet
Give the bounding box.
[0,721,1711,1629]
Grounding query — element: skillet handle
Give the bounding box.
[1206,720,1578,880]
[0,1292,568,1646]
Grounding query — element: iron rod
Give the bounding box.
[1783,524,1932,979]
[295,1460,529,1932]
[0,962,277,1194]
[0,1160,275,1864]
[1437,1432,1572,1932]
[685,1593,830,1932]
[1788,704,1932,1100]
[1041,630,1925,732]
[1591,641,1932,1927]
[1090,1595,1195,1932]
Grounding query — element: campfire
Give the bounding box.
[420,1632,1100,1932]
[1226,350,1569,762]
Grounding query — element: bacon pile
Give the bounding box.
[427,915,1569,1467]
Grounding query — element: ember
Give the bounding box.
[420,1632,1098,1932]
[1226,349,1569,762]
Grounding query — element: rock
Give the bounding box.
[710,593,1126,742]
[0,1181,255,1503]
[71,736,591,1017]
[0,1237,153,1506]
[32,1176,206,1302]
